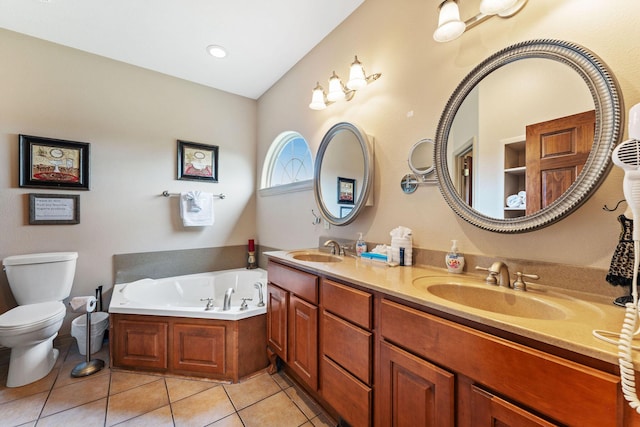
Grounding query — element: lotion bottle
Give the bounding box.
[356,232,367,257]
[445,240,465,273]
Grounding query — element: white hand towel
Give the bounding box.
[70,296,97,313]
[180,192,214,226]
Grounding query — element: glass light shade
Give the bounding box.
[433,0,466,42]
[479,0,518,15]
[347,57,367,90]
[309,83,327,110]
[327,71,346,102]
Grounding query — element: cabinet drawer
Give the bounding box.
[321,356,371,427]
[322,311,372,385]
[322,279,372,329]
[268,261,318,304]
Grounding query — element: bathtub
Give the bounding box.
[109,268,267,321]
[109,267,270,382]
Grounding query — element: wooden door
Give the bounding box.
[267,284,288,360]
[112,316,168,370]
[525,110,595,215]
[376,341,455,427]
[172,323,226,375]
[471,385,560,427]
[289,294,318,390]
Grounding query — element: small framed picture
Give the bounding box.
[29,193,80,225]
[337,177,356,204]
[177,140,219,182]
[340,206,353,218]
[19,135,90,190]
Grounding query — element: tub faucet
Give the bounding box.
[200,297,214,311]
[223,288,235,311]
[254,282,265,307]
[324,239,344,255]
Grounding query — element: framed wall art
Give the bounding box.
[337,177,356,204]
[29,193,80,225]
[19,134,90,190]
[177,140,219,182]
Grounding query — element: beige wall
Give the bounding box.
[0,30,257,318]
[256,0,640,275]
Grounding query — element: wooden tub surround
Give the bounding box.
[110,313,268,383]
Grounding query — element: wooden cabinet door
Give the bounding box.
[267,284,288,361]
[289,294,318,390]
[112,317,168,370]
[471,386,560,427]
[172,323,227,375]
[377,341,454,427]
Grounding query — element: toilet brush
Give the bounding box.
[71,300,105,377]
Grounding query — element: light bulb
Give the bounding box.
[433,0,466,43]
[309,83,327,110]
[347,56,367,90]
[327,71,346,102]
[479,0,518,15]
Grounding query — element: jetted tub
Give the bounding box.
[109,268,267,320]
[108,267,270,382]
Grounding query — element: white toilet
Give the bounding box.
[0,252,78,387]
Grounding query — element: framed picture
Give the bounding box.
[29,193,80,225]
[19,135,90,190]
[340,206,353,218]
[337,177,356,204]
[177,140,219,182]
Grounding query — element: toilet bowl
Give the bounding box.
[0,301,66,387]
[1,252,78,387]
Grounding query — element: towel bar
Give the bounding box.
[161,190,226,199]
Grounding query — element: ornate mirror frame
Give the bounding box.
[314,122,374,226]
[434,39,623,233]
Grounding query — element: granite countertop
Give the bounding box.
[265,249,632,367]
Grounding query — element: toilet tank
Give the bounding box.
[3,252,78,305]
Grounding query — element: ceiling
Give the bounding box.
[0,0,365,99]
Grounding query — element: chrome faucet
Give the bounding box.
[200,297,214,311]
[254,282,265,307]
[223,287,235,311]
[476,261,511,287]
[324,239,344,255]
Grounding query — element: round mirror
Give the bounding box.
[314,122,374,226]
[435,39,623,233]
[408,138,435,178]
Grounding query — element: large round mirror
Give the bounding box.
[435,39,623,233]
[314,122,374,226]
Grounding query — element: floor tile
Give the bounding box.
[165,376,219,402]
[0,363,59,405]
[110,371,162,395]
[35,398,107,427]
[106,379,169,426]
[41,373,110,417]
[310,412,337,427]
[271,370,295,389]
[115,404,174,427]
[0,391,48,426]
[208,413,245,427]
[224,372,281,410]
[238,391,308,427]
[285,385,323,419]
[172,385,235,427]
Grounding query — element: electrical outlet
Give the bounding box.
[323,220,330,230]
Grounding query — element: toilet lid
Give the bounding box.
[0,301,65,330]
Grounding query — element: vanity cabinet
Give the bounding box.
[267,261,319,390]
[320,279,373,427]
[378,298,621,427]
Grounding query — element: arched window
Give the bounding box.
[260,131,313,195]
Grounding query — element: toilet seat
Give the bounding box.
[0,301,66,334]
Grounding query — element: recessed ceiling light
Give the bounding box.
[207,45,227,58]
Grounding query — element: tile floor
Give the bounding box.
[0,337,337,427]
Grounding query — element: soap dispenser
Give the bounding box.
[356,232,367,257]
[445,240,465,273]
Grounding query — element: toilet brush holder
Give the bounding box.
[71,310,105,377]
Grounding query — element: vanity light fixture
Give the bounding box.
[433,0,527,43]
[308,56,381,110]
